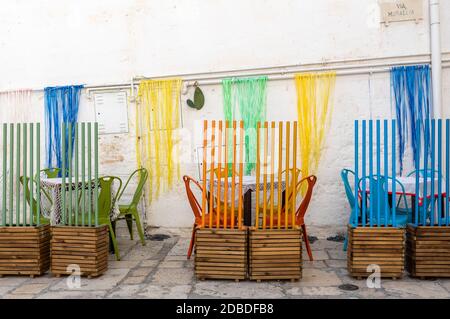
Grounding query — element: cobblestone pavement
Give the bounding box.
[1,226,449,299]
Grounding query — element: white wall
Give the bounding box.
[0,0,449,234]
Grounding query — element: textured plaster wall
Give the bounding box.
[0,0,449,234]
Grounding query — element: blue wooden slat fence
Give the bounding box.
[354,119,450,228]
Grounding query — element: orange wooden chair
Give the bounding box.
[258,168,302,210]
[206,167,239,178]
[183,175,238,259]
[264,175,317,261]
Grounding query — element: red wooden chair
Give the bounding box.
[183,175,238,259]
[264,175,317,261]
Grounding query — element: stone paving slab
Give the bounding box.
[0,286,14,296]
[107,284,145,298]
[11,283,50,295]
[193,281,285,299]
[0,226,449,299]
[37,291,108,299]
[138,284,191,299]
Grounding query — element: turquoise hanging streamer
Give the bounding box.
[223,76,268,174]
[391,65,431,175]
[44,85,83,173]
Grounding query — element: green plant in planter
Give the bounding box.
[187,83,205,110]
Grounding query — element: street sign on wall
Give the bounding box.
[380,0,423,25]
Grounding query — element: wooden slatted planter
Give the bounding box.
[406,225,450,278]
[347,225,405,279]
[0,225,51,277]
[195,228,247,281]
[249,228,302,281]
[50,225,109,278]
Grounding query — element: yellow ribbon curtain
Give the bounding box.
[295,72,336,179]
[136,78,182,203]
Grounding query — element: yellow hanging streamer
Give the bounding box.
[295,72,336,180]
[136,78,182,203]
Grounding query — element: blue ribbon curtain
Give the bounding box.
[44,85,83,172]
[390,65,432,174]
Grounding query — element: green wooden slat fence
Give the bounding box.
[1,122,99,228]
[59,122,99,227]
[1,122,41,227]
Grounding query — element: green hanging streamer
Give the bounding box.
[222,76,268,174]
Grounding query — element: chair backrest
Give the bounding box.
[382,176,410,211]
[20,176,50,225]
[19,176,38,214]
[407,169,443,178]
[40,168,61,178]
[282,168,302,200]
[340,169,356,209]
[358,175,409,225]
[97,176,122,221]
[183,175,203,221]
[118,168,148,207]
[294,175,317,225]
[368,176,386,223]
[207,168,239,179]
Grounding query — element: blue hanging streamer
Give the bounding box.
[390,65,432,175]
[44,85,83,173]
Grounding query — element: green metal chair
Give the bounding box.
[92,176,123,261]
[116,168,148,246]
[39,168,64,178]
[19,176,50,225]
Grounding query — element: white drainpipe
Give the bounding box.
[430,0,442,118]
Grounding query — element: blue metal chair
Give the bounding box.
[340,169,358,251]
[358,175,410,227]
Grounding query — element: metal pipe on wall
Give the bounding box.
[183,61,450,87]
[430,0,442,118]
[132,52,450,82]
[1,54,449,95]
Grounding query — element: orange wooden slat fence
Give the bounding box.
[262,121,268,229]
[199,120,299,230]
[200,120,244,230]
[270,121,276,229]
[255,122,261,228]
[277,122,283,229]
[255,121,299,230]
[216,121,222,228]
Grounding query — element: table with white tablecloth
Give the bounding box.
[206,176,287,226]
[362,176,446,201]
[40,177,120,225]
[362,176,448,224]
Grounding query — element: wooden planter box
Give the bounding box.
[406,225,450,278]
[195,228,247,281]
[0,225,51,277]
[347,225,405,279]
[50,225,109,278]
[249,228,302,281]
